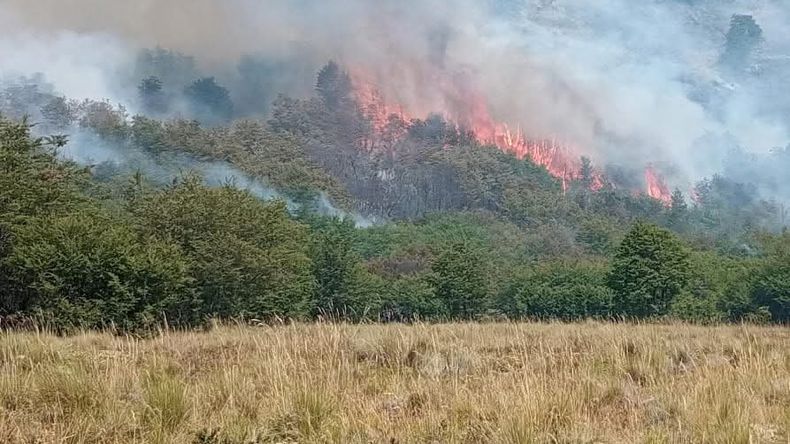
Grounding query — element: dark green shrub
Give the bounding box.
[608,222,690,317]
[497,262,613,320]
[134,175,314,320]
[1,211,195,331]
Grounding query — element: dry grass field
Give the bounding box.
[0,322,788,443]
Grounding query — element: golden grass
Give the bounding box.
[0,322,788,443]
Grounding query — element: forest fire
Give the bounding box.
[351,72,587,190]
[645,166,672,204]
[352,70,636,197]
[351,71,412,132]
[449,85,588,189]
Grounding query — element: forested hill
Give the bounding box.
[0,59,788,330]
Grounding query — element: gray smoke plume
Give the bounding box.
[60,128,293,202]
[58,128,374,226]
[2,0,790,200]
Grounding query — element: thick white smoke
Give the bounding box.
[2,0,789,198]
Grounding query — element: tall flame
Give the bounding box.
[462,95,603,191]
[645,166,672,204]
[351,70,644,198]
[352,71,411,132]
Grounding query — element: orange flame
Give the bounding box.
[645,166,672,204]
[350,69,645,197]
[352,71,412,132]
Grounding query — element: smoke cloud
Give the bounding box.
[59,127,375,225]
[2,0,790,200]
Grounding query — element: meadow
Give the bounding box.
[0,322,788,443]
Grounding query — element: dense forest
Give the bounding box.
[0,50,787,331]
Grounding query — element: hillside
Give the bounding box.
[2,2,790,443]
[1,0,789,329]
[0,67,788,329]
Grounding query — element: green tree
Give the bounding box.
[138,76,168,115]
[76,99,130,140]
[428,242,488,319]
[184,77,234,122]
[268,94,312,136]
[666,188,689,232]
[750,233,790,322]
[309,218,365,318]
[670,292,723,324]
[315,61,353,111]
[40,96,75,130]
[497,261,613,320]
[608,222,691,317]
[571,156,596,210]
[134,175,313,319]
[0,117,88,223]
[131,115,169,153]
[679,251,752,323]
[380,276,442,322]
[577,217,621,255]
[0,212,196,331]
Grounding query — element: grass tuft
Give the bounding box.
[0,322,786,443]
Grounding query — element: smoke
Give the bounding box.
[2,0,790,200]
[59,128,293,201]
[0,7,131,104]
[313,193,377,228]
[59,128,373,226]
